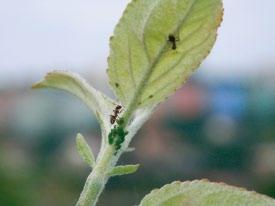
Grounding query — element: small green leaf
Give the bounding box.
[108,0,223,109]
[124,147,135,153]
[139,180,275,206]
[108,164,139,177]
[76,133,95,168]
[32,70,117,146]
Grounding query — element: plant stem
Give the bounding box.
[76,145,116,206]
[76,99,146,205]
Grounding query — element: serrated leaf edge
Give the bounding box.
[140,179,275,205]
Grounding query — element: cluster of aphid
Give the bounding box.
[108,105,128,151]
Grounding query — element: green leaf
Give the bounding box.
[108,164,139,177]
[32,71,117,146]
[76,133,95,168]
[139,180,275,206]
[124,147,135,153]
[108,0,223,109]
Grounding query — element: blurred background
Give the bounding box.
[1,0,275,205]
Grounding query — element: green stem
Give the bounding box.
[76,145,116,206]
[76,91,148,205]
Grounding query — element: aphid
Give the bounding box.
[110,105,122,124]
[108,122,128,152]
[116,118,125,126]
[168,34,178,50]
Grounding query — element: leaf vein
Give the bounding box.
[148,25,210,86]
[128,36,137,88]
[141,0,162,61]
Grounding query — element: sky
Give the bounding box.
[0,0,275,86]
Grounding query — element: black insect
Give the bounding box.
[110,105,122,124]
[168,34,178,50]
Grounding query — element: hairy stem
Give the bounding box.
[76,100,152,205]
[76,145,116,206]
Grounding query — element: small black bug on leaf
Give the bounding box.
[168,34,179,50]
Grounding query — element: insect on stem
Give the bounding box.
[110,105,122,124]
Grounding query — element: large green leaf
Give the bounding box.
[139,180,275,206]
[108,0,223,109]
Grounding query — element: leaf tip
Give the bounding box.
[76,132,83,140]
[31,82,43,89]
[31,71,57,89]
[75,133,95,168]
